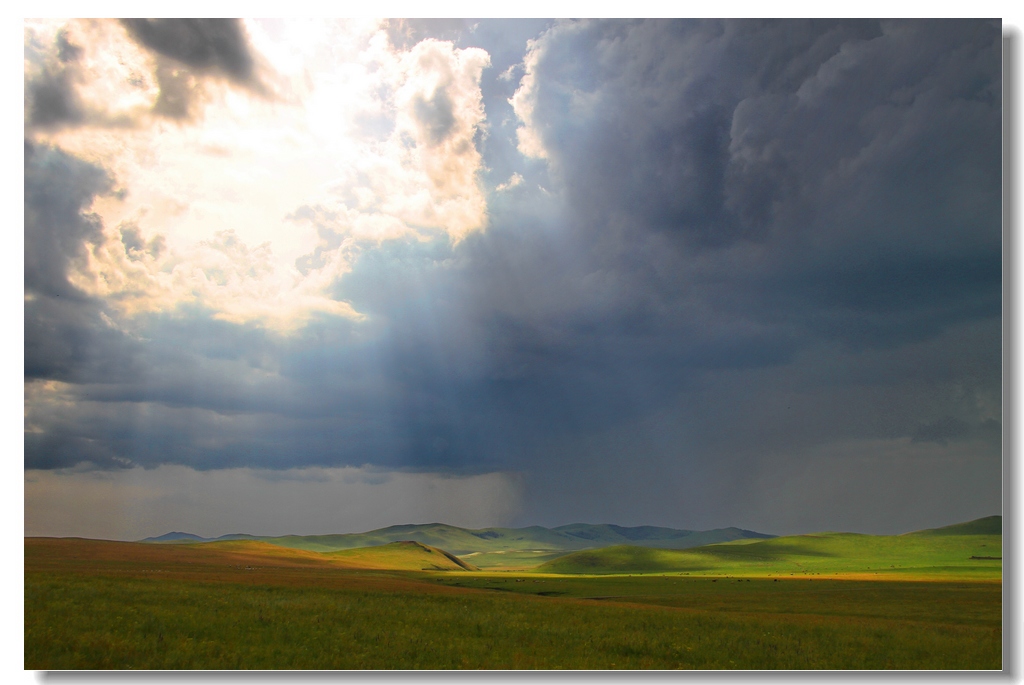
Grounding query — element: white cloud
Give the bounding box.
[25,464,524,540]
[28,20,492,332]
[495,172,524,192]
[498,63,518,82]
[386,38,491,240]
[509,35,549,160]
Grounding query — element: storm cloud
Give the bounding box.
[25,31,85,129]
[120,19,269,119]
[120,19,259,85]
[23,140,141,390]
[23,19,1002,537]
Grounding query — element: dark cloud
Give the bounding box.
[150,62,203,120]
[119,19,269,120]
[912,416,1001,445]
[522,20,997,248]
[24,140,110,299]
[517,19,1000,348]
[25,295,117,383]
[25,29,86,130]
[117,221,165,260]
[331,19,998,528]
[27,71,83,129]
[120,19,258,86]
[24,141,139,386]
[413,88,457,145]
[23,20,1001,534]
[55,28,82,62]
[24,20,270,129]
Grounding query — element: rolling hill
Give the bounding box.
[26,537,479,574]
[535,516,1002,579]
[142,532,207,542]
[326,541,478,571]
[903,514,1001,536]
[142,522,774,559]
[259,523,775,555]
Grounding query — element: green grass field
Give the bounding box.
[459,548,567,570]
[25,571,1000,669]
[536,530,1002,579]
[25,519,1002,670]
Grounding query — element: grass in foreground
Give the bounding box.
[437,573,1000,626]
[25,538,1001,670]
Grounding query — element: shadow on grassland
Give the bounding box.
[690,541,840,562]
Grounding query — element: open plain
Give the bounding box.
[25,517,1002,670]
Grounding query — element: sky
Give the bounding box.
[21,18,1004,540]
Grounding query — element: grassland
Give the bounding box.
[151,522,771,556]
[25,522,1002,670]
[326,540,478,571]
[459,548,568,570]
[536,530,1002,580]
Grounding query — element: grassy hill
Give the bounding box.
[536,516,1002,580]
[25,537,352,575]
[552,524,772,549]
[142,522,775,569]
[904,515,1001,536]
[194,539,479,572]
[260,523,773,555]
[138,517,1002,576]
[326,541,478,571]
[26,536,478,574]
[262,523,558,554]
[146,524,774,561]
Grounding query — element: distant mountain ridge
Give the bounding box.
[143,532,206,542]
[141,522,775,554]
[144,532,264,540]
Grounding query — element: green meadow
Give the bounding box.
[25,517,1002,670]
[536,523,1002,579]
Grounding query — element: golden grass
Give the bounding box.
[25,538,1002,670]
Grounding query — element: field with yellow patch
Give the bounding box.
[25,533,1001,670]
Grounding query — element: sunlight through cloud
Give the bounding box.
[27,19,492,332]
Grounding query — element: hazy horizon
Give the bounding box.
[26,510,1004,544]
